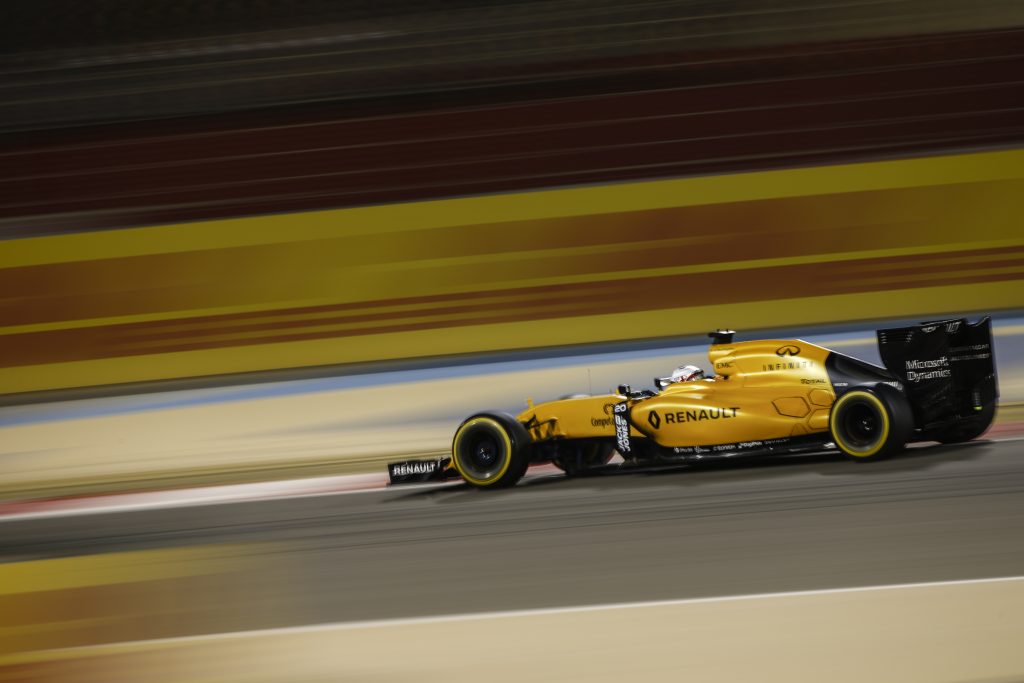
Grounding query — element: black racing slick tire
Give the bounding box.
[451,413,531,488]
[830,387,913,462]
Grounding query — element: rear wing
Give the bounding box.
[876,317,998,433]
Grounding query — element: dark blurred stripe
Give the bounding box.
[2,29,1023,236]
[4,0,1023,132]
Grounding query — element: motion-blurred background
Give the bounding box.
[2,0,1023,487]
[2,2,1024,681]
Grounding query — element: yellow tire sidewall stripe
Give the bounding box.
[832,391,891,457]
[452,416,515,485]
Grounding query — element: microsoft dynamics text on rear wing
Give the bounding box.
[877,316,997,439]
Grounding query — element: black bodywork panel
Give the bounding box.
[876,317,998,434]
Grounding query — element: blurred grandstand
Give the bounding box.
[1,0,1023,399]
[3,0,1023,229]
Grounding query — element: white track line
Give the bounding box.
[0,467,568,522]
[1,437,1020,523]
[46,574,1024,652]
[0,472,395,522]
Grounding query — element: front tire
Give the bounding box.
[451,413,531,488]
[830,387,912,462]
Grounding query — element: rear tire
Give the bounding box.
[830,387,913,462]
[451,413,531,488]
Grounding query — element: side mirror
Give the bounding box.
[708,330,736,345]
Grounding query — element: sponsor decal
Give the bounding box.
[950,344,990,352]
[715,361,733,370]
[775,345,801,357]
[951,353,992,362]
[391,461,437,477]
[921,321,963,334]
[591,403,619,428]
[650,407,740,428]
[948,344,992,362]
[905,357,952,382]
[672,437,800,456]
[800,378,826,384]
[762,360,814,372]
[906,357,950,370]
[613,402,631,453]
[906,370,952,382]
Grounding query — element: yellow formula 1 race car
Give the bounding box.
[388,317,998,488]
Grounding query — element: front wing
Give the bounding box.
[388,457,459,485]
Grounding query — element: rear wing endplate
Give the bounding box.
[876,317,998,432]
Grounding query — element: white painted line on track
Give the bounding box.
[1,436,1020,523]
[0,463,566,522]
[44,574,1024,652]
[0,472,394,522]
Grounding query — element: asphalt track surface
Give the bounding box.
[2,438,1023,639]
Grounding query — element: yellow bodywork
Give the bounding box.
[517,339,836,448]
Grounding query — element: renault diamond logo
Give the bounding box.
[648,410,661,429]
[775,345,801,357]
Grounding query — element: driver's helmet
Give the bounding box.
[670,364,705,383]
